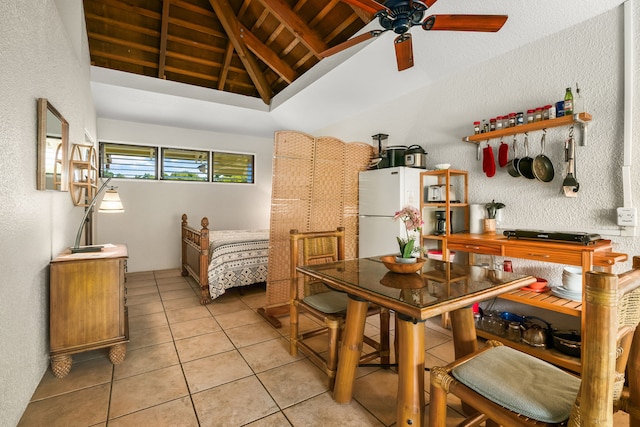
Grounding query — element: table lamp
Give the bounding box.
[71,177,124,253]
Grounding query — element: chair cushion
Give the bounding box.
[451,345,580,423]
[303,291,348,314]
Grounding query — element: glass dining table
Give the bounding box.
[297,256,536,427]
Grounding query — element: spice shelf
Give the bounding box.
[462,112,592,144]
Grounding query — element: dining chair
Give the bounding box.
[289,227,391,390]
[428,256,640,426]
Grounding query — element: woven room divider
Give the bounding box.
[257,131,373,327]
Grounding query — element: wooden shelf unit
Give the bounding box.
[446,233,626,372]
[420,169,469,255]
[69,144,98,206]
[462,112,592,144]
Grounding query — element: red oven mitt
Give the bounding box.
[483,144,496,177]
[499,140,509,167]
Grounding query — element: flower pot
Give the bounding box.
[483,218,496,234]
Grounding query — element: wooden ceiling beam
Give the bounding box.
[239,25,297,84]
[157,0,171,79]
[218,42,234,91]
[209,0,272,104]
[258,0,328,57]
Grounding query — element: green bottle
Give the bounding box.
[564,87,574,115]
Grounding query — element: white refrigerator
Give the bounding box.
[359,166,423,258]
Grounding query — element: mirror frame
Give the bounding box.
[37,98,69,191]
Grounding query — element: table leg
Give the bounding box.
[333,296,368,403]
[396,314,425,427]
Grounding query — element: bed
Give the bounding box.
[181,214,269,304]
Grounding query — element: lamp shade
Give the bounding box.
[98,189,124,213]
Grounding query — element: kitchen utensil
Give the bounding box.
[552,329,581,357]
[404,145,427,168]
[505,135,521,177]
[562,130,579,196]
[380,145,408,168]
[520,316,552,348]
[483,142,496,177]
[517,133,535,179]
[498,138,509,167]
[532,131,554,182]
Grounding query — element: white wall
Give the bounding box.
[95,119,274,272]
[0,1,95,425]
[319,3,640,285]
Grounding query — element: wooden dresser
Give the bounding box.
[49,244,129,378]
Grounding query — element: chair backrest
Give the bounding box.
[575,256,640,426]
[290,228,345,296]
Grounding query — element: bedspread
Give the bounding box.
[207,229,269,300]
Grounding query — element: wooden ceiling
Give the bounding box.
[83,0,372,105]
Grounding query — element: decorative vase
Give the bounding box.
[395,256,417,264]
[483,218,496,234]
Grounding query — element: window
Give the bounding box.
[212,152,254,183]
[161,148,208,181]
[99,142,255,184]
[100,143,157,179]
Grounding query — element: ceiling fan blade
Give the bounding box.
[320,30,385,58]
[422,14,508,32]
[394,34,414,71]
[340,0,389,15]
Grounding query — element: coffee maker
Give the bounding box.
[434,211,447,235]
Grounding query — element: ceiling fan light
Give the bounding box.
[422,16,435,31]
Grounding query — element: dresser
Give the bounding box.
[49,244,128,378]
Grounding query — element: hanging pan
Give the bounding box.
[505,135,521,177]
[517,133,536,179]
[532,131,555,182]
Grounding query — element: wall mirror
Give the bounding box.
[37,98,69,191]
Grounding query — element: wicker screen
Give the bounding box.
[264,131,373,316]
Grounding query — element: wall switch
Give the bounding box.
[617,207,637,227]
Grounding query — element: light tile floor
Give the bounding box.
[18,269,630,426]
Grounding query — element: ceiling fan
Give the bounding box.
[323,0,508,71]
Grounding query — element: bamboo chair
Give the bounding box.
[429,256,640,427]
[289,227,391,390]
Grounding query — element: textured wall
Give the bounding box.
[0,1,94,425]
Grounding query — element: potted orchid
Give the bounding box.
[393,205,423,263]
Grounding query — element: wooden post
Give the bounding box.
[333,297,368,403]
[396,315,425,427]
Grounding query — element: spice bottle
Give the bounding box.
[543,105,552,120]
[508,113,516,127]
[564,87,574,115]
[526,110,534,124]
[534,107,542,122]
[495,116,503,130]
[516,112,524,126]
[473,121,481,134]
[489,118,496,132]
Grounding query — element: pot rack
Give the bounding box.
[462,112,592,144]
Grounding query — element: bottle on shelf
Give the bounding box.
[564,87,574,115]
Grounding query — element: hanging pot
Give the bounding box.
[505,135,521,177]
[532,132,555,182]
[517,134,535,179]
